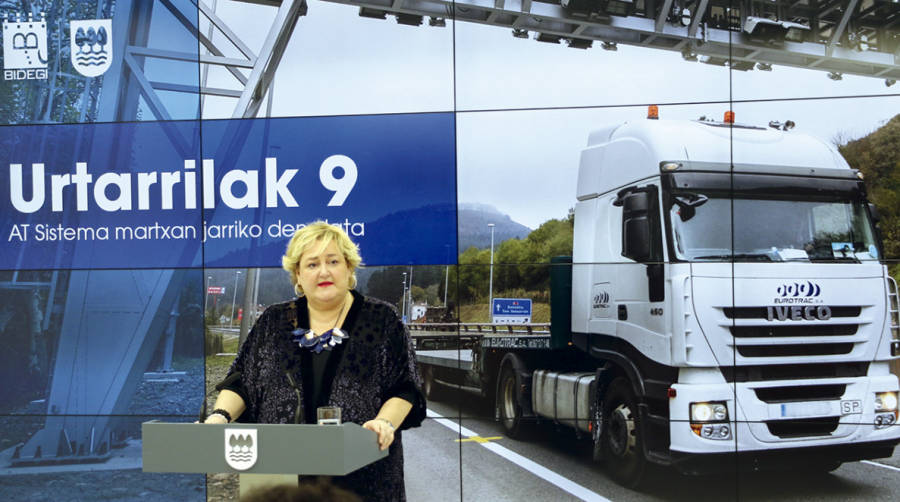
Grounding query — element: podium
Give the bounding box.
[142,421,387,499]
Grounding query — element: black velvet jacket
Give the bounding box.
[226,290,426,501]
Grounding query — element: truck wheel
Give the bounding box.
[497,364,527,438]
[590,395,603,462]
[421,365,442,401]
[601,377,646,488]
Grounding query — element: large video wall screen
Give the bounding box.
[1,0,898,501]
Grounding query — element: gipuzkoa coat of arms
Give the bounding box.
[224,428,258,471]
[69,19,112,77]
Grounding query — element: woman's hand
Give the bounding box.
[203,413,229,424]
[363,418,395,451]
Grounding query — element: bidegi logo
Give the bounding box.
[2,12,48,80]
[224,428,258,471]
[70,19,112,77]
[774,281,822,305]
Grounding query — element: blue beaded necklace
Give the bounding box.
[291,295,349,354]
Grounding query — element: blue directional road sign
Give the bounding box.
[492,298,532,324]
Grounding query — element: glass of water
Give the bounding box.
[317,406,341,425]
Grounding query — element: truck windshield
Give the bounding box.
[669,196,879,262]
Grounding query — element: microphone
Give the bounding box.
[197,371,242,423]
[285,371,302,424]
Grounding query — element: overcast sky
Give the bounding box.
[202,0,900,229]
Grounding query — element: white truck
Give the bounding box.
[415,108,900,487]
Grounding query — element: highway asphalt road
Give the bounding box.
[402,387,900,502]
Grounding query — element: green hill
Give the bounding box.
[838,114,900,377]
[839,114,900,265]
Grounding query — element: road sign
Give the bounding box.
[492,298,532,324]
[208,286,225,295]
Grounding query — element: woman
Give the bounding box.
[205,222,426,501]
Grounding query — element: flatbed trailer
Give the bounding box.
[411,320,592,406]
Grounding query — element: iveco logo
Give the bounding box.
[767,305,832,321]
[593,292,609,308]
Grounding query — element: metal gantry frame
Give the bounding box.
[113,0,307,124]
[321,0,900,81]
[107,0,900,125]
[120,0,900,121]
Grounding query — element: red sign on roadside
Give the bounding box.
[207,286,225,295]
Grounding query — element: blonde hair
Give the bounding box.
[282,221,362,296]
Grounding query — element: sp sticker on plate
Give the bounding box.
[840,400,862,415]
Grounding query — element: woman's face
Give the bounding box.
[296,239,352,306]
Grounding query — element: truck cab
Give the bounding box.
[570,110,900,483]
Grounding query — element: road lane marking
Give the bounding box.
[427,409,611,502]
[455,436,503,443]
[862,460,900,472]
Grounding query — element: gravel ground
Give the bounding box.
[205,354,240,502]
[0,356,236,501]
[0,470,205,501]
[128,357,205,416]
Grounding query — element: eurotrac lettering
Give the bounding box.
[773,297,816,304]
[8,155,356,213]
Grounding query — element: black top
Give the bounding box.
[221,290,426,501]
[222,291,417,424]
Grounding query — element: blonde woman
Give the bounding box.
[205,221,425,501]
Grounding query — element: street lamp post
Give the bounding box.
[401,272,407,321]
[443,265,449,306]
[230,270,242,328]
[488,223,495,323]
[204,275,212,315]
[407,266,414,322]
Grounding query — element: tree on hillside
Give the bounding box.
[365,265,450,307]
[457,215,574,303]
[410,285,426,303]
[457,246,491,301]
[838,114,900,265]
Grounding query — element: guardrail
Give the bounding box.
[407,323,551,336]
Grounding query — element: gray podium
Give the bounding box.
[142,421,387,499]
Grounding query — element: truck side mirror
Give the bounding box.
[618,190,652,262]
[615,186,665,302]
[673,193,708,222]
[868,202,881,224]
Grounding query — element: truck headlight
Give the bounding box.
[690,401,728,422]
[875,392,898,429]
[875,392,898,412]
[689,401,732,440]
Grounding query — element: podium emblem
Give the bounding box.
[224,428,258,471]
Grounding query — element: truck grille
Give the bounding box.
[736,343,854,358]
[730,324,857,338]
[724,306,861,319]
[721,362,868,382]
[754,384,846,403]
[765,417,840,438]
[720,305,864,359]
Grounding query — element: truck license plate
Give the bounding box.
[780,401,831,418]
[840,400,862,415]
